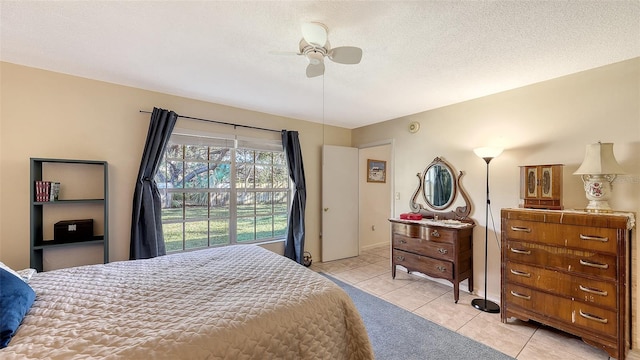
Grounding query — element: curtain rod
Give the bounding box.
[139,110,283,133]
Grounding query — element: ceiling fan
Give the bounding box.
[282,22,363,78]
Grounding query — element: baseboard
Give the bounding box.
[360,241,390,251]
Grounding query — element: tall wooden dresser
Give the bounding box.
[501,208,635,360]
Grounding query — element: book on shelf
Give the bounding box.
[50,182,60,201]
[34,181,60,202]
[34,181,46,202]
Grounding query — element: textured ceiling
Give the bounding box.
[1,1,639,129]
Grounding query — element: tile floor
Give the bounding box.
[311,245,639,360]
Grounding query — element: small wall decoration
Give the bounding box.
[367,159,386,183]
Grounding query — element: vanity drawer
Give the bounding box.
[392,223,421,238]
[420,226,456,243]
[392,223,456,243]
[505,261,617,309]
[393,234,454,261]
[392,249,453,280]
[506,283,618,338]
[505,219,618,254]
[505,240,617,280]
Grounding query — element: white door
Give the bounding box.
[322,145,359,262]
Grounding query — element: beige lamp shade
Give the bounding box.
[473,147,503,159]
[573,142,626,175]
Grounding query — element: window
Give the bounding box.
[155,132,289,252]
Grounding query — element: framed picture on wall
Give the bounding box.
[367,159,386,183]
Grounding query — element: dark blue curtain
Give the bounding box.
[130,107,177,260]
[282,130,307,264]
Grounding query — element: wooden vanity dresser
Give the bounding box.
[501,208,635,360]
[390,218,474,303]
[394,156,476,303]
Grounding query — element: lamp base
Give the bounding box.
[585,200,613,212]
[580,174,616,212]
[471,298,500,313]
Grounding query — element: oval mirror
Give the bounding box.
[409,156,471,220]
[422,160,456,210]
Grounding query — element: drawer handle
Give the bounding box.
[510,269,531,278]
[437,248,448,255]
[579,309,608,324]
[436,266,446,272]
[579,259,609,269]
[579,234,609,243]
[431,229,440,238]
[395,256,405,261]
[578,285,608,297]
[510,248,531,255]
[510,291,531,300]
[399,239,407,244]
[510,226,531,233]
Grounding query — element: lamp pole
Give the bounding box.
[471,148,501,313]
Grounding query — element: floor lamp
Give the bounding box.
[471,146,503,313]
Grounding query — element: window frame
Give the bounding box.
[156,131,290,253]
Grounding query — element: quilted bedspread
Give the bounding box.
[2,245,374,359]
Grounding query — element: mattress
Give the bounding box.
[2,245,373,359]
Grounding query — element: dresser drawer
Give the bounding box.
[506,283,618,338]
[393,234,454,261]
[505,219,618,254]
[392,223,456,243]
[392,223,421,238]
[505,261,617,309]
[392,249,453,280]
[505,240,617,280]
[422,227,456,243]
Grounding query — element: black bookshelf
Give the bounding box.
[30,158,109,271]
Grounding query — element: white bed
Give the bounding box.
[1,245,373,359]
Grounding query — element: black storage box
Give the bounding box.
[54,219,94,242]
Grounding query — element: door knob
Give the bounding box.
[324,208,329,212]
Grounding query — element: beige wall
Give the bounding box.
[359,144,392,250]
[352,57,640,343]
[0,62,351,269]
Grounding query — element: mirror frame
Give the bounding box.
[421,159,457,210]
[409,157,472,220]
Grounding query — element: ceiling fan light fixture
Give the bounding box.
[277,22,362,77]
[306,51,324,65]
[301,22,328,48]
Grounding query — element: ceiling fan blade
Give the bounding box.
[306,62,325,78]
[301,22,327,48]
[328,46,363,64]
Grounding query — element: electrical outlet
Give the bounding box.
[395,192,401,200]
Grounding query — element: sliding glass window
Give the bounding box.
[155,132,289,252]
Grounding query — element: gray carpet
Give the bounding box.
[324,274,515,360]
